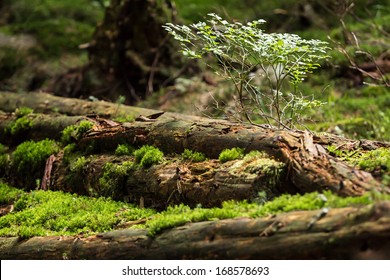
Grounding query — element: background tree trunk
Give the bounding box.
[49,0,193,103]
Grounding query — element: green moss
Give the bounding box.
[350,148,390,174]
[144,190,389,236]
[0,144,10,176]
[0,182,24,204]
[8,116,33,135]
[61,120,93,144]
[11,139,60,187]
[63,143,77,164]
[5,107,34,136]
[98,161,135,199]
[14,107,34,117]
[0,184,155,239]
[134,145,164,168]
[181,149,206,162]
[69,156,89,173]
[115,144,134,156]
[219,147,245,163]
[113,114,135,123]
[0,182,388,238]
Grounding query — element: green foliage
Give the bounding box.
[181,149,206,162]
[0,185,155,238]
[219,147,245,163]
[134,145,164,168]
[98,161,135,198]
[61,120,93,144]
[164,14,329,128]
[11,139,60,187]
[115,144,134,156]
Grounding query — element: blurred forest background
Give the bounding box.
[0,0,389,140]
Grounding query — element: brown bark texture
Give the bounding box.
[1,201,390,260]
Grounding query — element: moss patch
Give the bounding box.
[98,161,135,199]
[1,183,389,238]
[61,120,93,144]
[219,147,245,163]
[11,139,60,188]
[115,144,134,156]
[134,145,164,168]
[4,107,34,136]
[0,183,155,239]
[181,149,206,162]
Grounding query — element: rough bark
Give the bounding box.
[1,201,390,260]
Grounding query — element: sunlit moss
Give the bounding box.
[11,139,60,187]
[61,120,93,144]
[0,182,388,238]
[134,145,164,168]
[181,149,206,162]
[219,147,245,163]
[115,144,134,156]
[0,183,155,239]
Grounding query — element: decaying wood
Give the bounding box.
[1,201,390,260]
[76,116,387,197]
[1,92,388,203]
[49,154,289,209]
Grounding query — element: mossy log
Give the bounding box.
[1,201,390,260]
[49,154,288,209]
[0,92,388,204]
[0,112,86,145]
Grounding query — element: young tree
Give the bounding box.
[164,14,329,129]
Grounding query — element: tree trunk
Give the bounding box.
[1,201,390,259]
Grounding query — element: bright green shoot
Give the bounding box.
[164,13,329,129]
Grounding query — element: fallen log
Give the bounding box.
[1,201,389,260]
[0,92,388,203]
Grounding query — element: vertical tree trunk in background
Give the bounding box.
[52,0,191,103]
